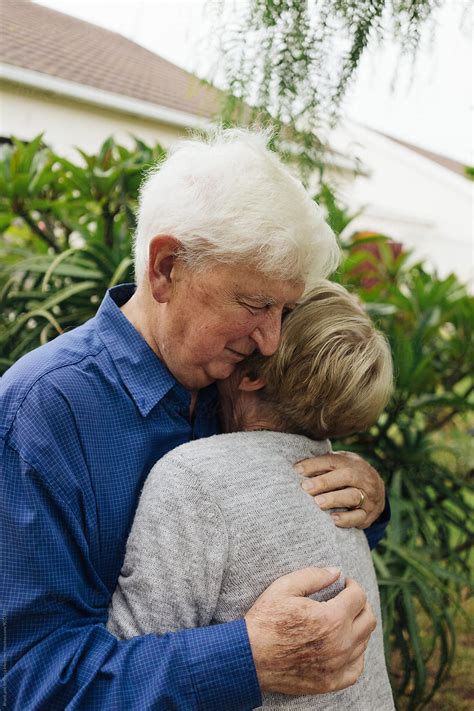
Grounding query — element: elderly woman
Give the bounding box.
[108,282,395,710]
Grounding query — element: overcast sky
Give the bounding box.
[36,0,473,164]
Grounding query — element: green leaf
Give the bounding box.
[12,175,31,198]
[15,281,97,320]
[2,255,103,281]
[402,586,426,696]
[109,257,133,287]
[57,158,92,194]
[0,212,16,230]
[41,247,82,291]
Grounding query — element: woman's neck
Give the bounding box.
[223,391,281,433]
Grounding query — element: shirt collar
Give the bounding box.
[95,284,181,417]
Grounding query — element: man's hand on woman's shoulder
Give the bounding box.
[295,451,386,529]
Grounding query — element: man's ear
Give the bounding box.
[148,236,182,303]
[238,375,266,392]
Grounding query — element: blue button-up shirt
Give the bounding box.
[1,284,260,710]
[1,284,388,710]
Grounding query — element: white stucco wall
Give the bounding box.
[0,81,186,157]
[329,123,473,285]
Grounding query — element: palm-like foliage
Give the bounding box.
[0,135,165,369]
[334,234,473,708]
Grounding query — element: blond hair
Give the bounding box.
[246,282,393,439]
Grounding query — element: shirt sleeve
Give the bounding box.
[364,494,391,549]
[1,438,261,711]
[108,454,229,636]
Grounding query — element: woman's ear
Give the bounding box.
[148,235,182,303]
[238,375,266,392]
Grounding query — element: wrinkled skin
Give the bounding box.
[246,567,376,694]
[296,452,386,528]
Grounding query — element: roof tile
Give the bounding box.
[1,0,221,118]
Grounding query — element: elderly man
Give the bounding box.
[1,129,388,710]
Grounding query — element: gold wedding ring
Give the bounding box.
[354,489,366,510]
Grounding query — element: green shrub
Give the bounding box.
[0,135,165,369]
[1,138,473,709]
[316,185,473,708]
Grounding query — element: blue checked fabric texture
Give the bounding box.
[0,284,261,710]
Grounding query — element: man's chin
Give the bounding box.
[173,363,237,391]
[205,362,238,384]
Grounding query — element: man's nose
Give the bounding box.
[250,312,282,356]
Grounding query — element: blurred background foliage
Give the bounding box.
[334,235,473,709]
[0,135,164,370]
[1,135,473,709]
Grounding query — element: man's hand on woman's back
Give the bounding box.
[295,452,386,528]
[245,566,376,694]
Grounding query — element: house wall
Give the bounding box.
[330,123,473,285]
[0,81,185,156]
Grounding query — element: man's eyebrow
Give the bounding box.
[237,293,277,306]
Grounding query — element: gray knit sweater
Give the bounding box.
[108,431,394,710]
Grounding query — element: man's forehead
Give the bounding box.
[207,262,304,303]
[235,280,304,305]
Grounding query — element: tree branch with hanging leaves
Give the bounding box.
[210,0,453,165]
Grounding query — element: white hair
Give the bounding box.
[133,128,340,289]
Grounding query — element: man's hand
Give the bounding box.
[294,451,385,528]
[245,567,376,695]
